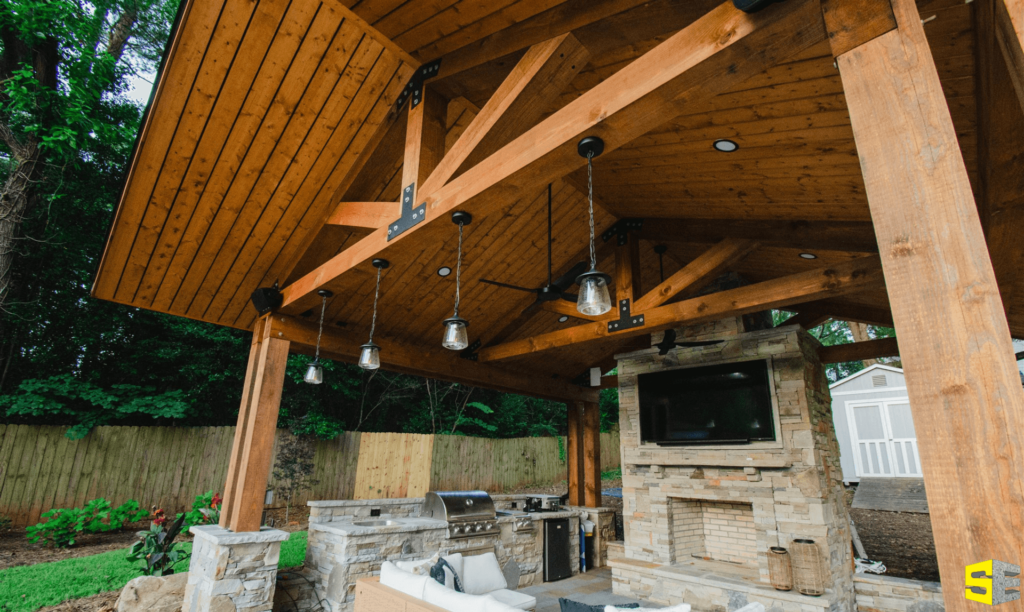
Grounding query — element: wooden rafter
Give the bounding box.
[819,337,899,364]
[782,298,894,328]
[279,0,829,313]
[996,0,1024,111]
[269,314,596,403]
[421,34,590,197]
[476,256,884,362]
[325,202,401,229]
[540,299,614,322]
[633,239,758,312]
[777,306,831,330]
[638,219,878,253]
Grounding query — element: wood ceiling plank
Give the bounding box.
[130,0,302,307]
[216,55,412,326]
[111,0,260,304]
[637,219,877,253]
[393,0,523,54]
[92,0,227,301]
[279,0,831,313]
[180,22,386,319]
[421,33,590,196]
[476,255,885,362]
[372,0,462,41]
[339,105,408,203]
[150,7,363,313]
[604,200,872,222]
[819,0,896,58]
[633,239,758,312]
[410,0,563,60]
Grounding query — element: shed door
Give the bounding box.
[850,403,893,477]
[885,402,922,477]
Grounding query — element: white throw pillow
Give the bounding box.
[605,606,691,612]
[380,561,428,599]
[462,552,508,595]
[423,579,489,612]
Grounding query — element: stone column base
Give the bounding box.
[184,525,290,612]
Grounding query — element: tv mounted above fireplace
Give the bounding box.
[638,359,776,445]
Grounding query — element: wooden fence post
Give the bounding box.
[832,0,1024,600]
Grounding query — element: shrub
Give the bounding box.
[26,498,149,548]
[127,512,188,576]
[179,491,221,529]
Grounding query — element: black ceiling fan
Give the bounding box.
[479,184,588,308]
[655,329,725,355]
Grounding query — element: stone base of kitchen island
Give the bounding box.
[183,526,290,612]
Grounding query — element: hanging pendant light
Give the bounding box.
[358,259,389,370]
[576,136,613,316]
[304,289,333,384]
[442,211,472,350]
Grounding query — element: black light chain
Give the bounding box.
[315,294,327,360]
[453,222,464,316]
[368,266,382,343]
[587,151,596,268]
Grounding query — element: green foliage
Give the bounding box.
[771,310,900,382]
[178,491,221,530]
[127,513,188,576]
[25,498,148,548]
[0,515,11,531]
[273,436,320,523]
[601,466,622,481]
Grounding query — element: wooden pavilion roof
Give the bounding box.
[92,0,1022,401]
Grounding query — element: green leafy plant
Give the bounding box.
[26,498,148,547]
[179,491,222,529]
[273,436,319,524]
[127,512,188,576]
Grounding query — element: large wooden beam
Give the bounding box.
[996,0,1024,112]
[477,256,884,362]
[279,0,828,312]
[777,307,831,330]
[270,314,596,403]
[421,34,589,197]
[583,401,602,508]
[325,202,401,229]
[834,0,1024,598]
[633,239,757,312]
[403,88,448,201]
[566,402,585,506]
[783,297,894,328]
[639,219,878,253]
[819,337,899,364]
[540,299,615,322]
[221,316,290,532]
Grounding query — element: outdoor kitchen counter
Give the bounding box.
[307,515,447,537]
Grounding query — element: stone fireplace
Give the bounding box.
[609,319,855,612]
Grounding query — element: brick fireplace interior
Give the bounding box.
[669,498,757,566]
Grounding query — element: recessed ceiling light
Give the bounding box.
[437,266,452,277]
[713,139,738,152]
[558,315,569,323]
[799,253,818,260]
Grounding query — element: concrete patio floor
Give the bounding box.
[521,567,655,611]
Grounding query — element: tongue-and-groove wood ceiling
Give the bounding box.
[92,0,1022,385]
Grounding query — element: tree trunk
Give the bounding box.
[849,322,878,366]
[0,137,41,308]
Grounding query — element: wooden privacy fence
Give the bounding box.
[0,425,620,526]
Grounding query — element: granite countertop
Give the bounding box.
[309,516,448,536]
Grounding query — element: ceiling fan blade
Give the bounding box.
[520,300,543,317]
[657,344,672,356]
[553,260,589,289]
[559,292,578,302]
[479,279,538,293]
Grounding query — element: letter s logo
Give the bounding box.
[967,560,994,605]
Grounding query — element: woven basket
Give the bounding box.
[768,546,793,591]
[790,539,825,596]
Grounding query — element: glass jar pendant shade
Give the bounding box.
[304,289,333,384]
[443,212,472,350]
[576,136,613,316]
[359,259,389,370]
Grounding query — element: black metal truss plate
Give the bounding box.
[394,59,442,111]
[607,298,645,333]
[387,183,426,241]
[460,339,482,361]
[601,218,644,245]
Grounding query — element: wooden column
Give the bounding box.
[402,87,447,201]
[566,401,585,506]
[220,316,290,532]
[582,401,602,508]
[615,233,642,306]
[833,0,1024,600]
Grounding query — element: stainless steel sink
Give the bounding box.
[352,519,402,527]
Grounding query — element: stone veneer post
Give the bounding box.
[611,321,855,612]
[184,525,290,612]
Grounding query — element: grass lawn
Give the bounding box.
[0,531,307,612]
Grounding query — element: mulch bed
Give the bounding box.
[34,591,119,612]
[850,508,940,582]
[0,527,144,572]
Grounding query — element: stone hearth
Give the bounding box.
[609,320,854,612]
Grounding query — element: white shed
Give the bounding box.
[830,364,919,484]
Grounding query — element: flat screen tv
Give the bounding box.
[638,359,776,445]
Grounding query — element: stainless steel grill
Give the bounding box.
[421,491,499,539]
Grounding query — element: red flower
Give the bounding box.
[211,494,222,509]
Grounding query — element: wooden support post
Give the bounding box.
[220,317,290,532]
[403,88,448,202]
[566,402,585,506]
[582,401,602,508]
[833,0,1024,598]
[614,233,642,306]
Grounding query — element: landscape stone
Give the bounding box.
[117,572,189,612]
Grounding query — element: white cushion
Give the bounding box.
[734,604,765,612]
[489,588,537,610]
[481,595,525,612]
[423,579,489,612]
[380,561,428,599]
[605,605,691,612]
[396,553,464,590]
[462,552,508,595]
